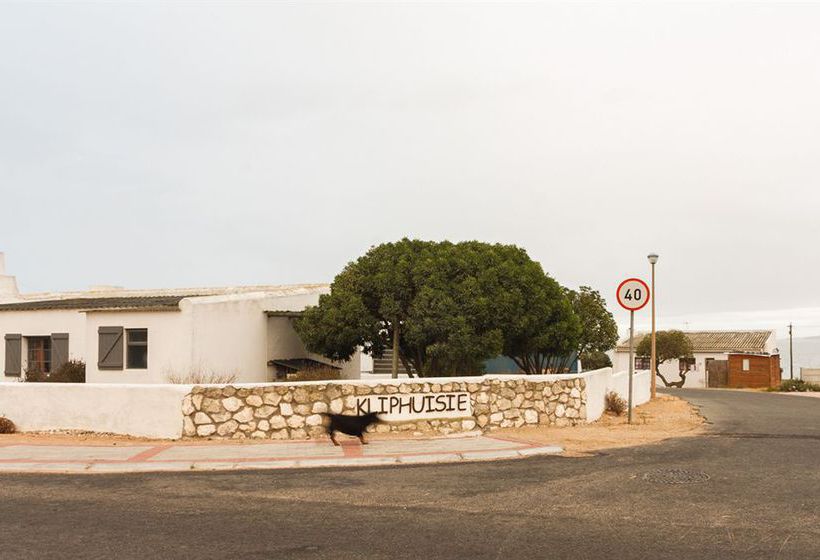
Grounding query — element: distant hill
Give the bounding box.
[777,336,820,378]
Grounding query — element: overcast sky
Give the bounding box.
[2,2,819,337]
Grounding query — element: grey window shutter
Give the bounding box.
[98,327,123,370]
[4,334,22,376]
[51,333,69,370]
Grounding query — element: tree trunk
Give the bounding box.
[399,354,416,378]
[655,366,686,388]
[391,321,400,379]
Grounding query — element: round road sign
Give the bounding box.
[616,278,650,311]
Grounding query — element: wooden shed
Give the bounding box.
[726,353,781,388]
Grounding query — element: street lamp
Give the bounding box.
[647,253,659,399]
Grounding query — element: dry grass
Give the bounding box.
[166,371,238,384]
[286,368,341,382]
[605,391,627,415]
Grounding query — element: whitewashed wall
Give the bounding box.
[188,297,269,383]
[266,315,361,380]
[85,310,192,384]
[801,368,820,384]
[0,369,650,438]
[0,382,193,438]
[581,367,652,422]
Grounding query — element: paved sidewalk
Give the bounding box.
[0,434,562,473]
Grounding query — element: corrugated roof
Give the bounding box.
[0,295,188,312]
[616,330,774,353]
[0,283,330,313]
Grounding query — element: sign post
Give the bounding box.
[616,278,651,424]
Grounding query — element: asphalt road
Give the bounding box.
[0,389,817,560]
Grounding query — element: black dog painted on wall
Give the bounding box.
[324,413,381,445]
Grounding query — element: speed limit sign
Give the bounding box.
[617,276,650,425]
[616,278,650,311]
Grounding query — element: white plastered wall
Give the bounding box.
[188,296,270,383]
[0,382,192,438]
[582,367,652,422]
[85,310,193,384]
[266,315,361,379]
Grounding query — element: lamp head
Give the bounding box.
[647,253,659,264]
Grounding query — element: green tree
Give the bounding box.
[297,239,434,377]
[636,330,694,388]
[487,245,580,374]
[565,286,619,368]
[295,239,580,377]
[580,350,612,370]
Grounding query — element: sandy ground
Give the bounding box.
[0,395,704,453]
[491,394,705,456]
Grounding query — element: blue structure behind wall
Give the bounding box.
[373,351,580,376]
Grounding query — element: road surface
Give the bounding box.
[0,389,817,559]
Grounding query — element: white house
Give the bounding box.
[0,254,360,383]
[611,330,778,388]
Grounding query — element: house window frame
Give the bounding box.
[26,336,52,374]
[126,328,148,370]
[742,358,750,372]
[635,356,651,370]
[679,357,696,372]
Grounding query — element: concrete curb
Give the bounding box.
[0,445,564,474]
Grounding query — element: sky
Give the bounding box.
[2,2,820,339]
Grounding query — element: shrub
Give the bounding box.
[25,360,86,383]
[287,368,342,382]
[605,391,627,416]
[777,379,820,392]
[24,368,49,383]
[0,416,15,434]
[50,360,86,383]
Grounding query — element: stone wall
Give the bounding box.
[182,376,586,440]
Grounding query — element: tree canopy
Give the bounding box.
[295,239,582,377]
[636,330,694,387]
[579,350,612,370]
[565,286,619,368]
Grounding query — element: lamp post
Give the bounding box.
[647,253,659,399]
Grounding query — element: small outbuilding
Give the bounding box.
[722,353,781,389]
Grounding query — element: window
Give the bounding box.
[635,356,651,370]
[126,329,148,369]
[742,358,750,372]
[26,336,52,374]
[679,357,696,372]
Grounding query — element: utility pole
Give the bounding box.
[789,323,794,380]
[647,253,659,399]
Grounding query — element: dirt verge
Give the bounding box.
[492,394,704,456]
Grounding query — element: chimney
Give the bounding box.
[0,252,21,302]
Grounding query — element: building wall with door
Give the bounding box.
[727,353,781,388]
